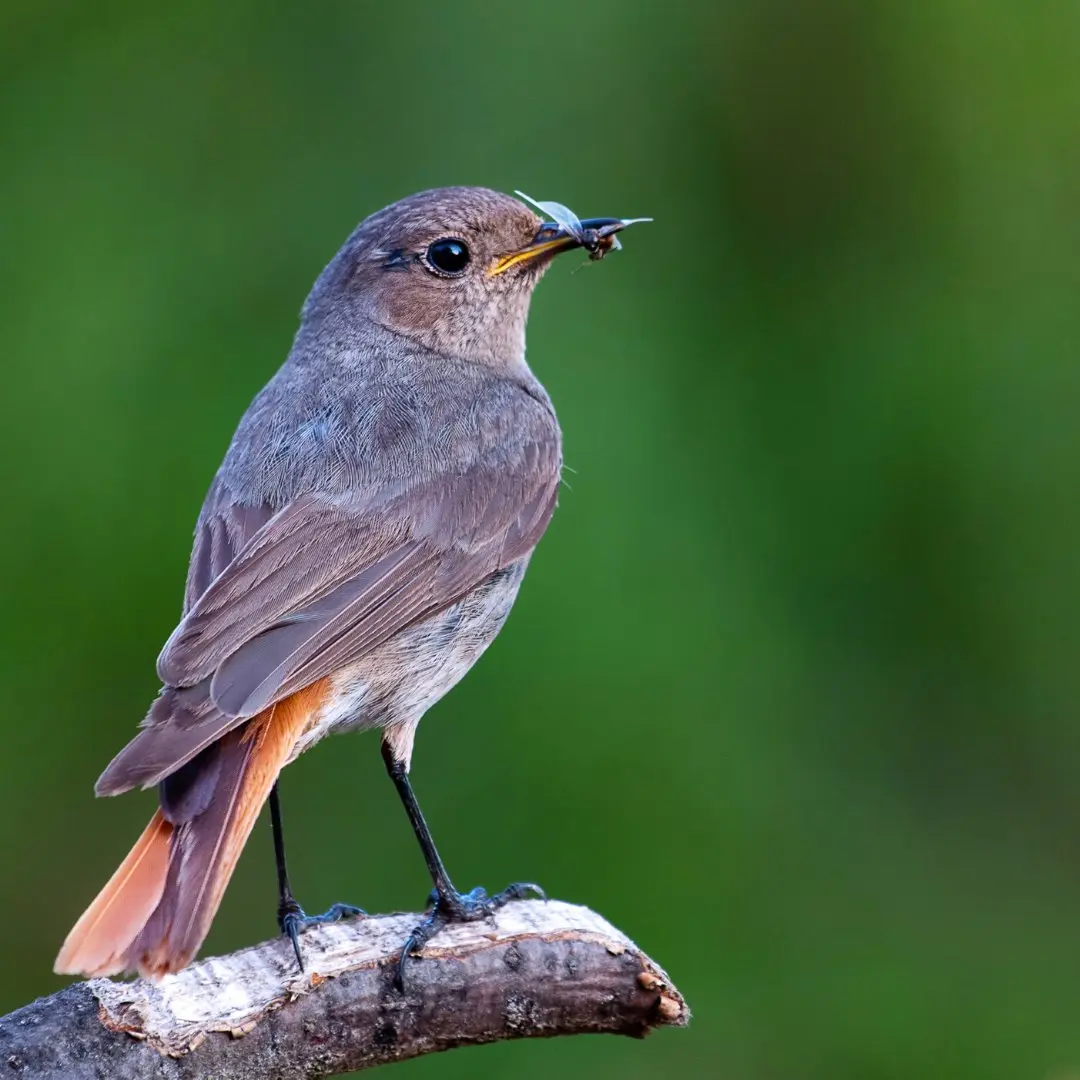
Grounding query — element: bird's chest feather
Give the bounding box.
[285,561,528,762]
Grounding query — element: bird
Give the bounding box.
[53,186,649,982]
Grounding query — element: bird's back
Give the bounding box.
[181,326,561,758]
[213,326,557,507]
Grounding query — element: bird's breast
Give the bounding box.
[283,559,530,764]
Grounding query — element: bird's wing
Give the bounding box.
[97,430,560,795]
[182,490,277,613]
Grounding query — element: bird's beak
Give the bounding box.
[488,217,647,276]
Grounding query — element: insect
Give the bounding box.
[515,191,652,261]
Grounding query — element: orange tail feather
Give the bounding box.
[55,681,325,979]
[53,810,173,977]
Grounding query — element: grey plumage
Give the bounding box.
[58,185,649,979]
[97,187,562,796]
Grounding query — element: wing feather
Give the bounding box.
[97,423,560,796]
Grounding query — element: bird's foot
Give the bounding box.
[397,882,544,990]
[278,898,365,971]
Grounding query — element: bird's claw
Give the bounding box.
[278,899,365,971]
[395,882,544,990]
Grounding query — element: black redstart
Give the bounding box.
[54,186,649,980]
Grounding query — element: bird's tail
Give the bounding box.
[54,683,323,979]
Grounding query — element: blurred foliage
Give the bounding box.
[2,2,1080,1078]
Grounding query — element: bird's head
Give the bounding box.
[301,186,648,367]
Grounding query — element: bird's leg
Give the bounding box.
[269,781,364,970]
[380,740,543,989]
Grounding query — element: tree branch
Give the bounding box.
[2,901,687,1078]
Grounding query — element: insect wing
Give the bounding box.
[593,217,653,240]
[514,191,586,243]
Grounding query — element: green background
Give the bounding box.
[3,3,1079,1077]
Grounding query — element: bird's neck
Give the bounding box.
[295,300,532,378]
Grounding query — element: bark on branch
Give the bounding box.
[1,900,688,1078]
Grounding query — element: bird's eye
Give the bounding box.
[425,238,471,276]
